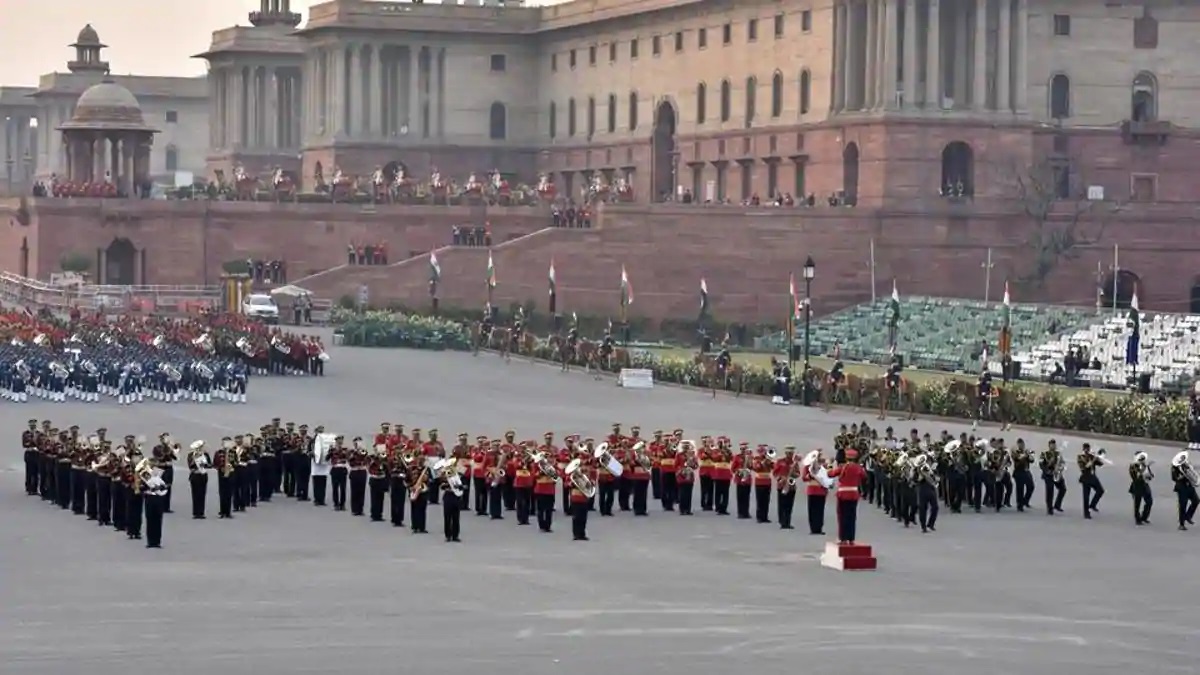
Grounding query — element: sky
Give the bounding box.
[0,0,555,86]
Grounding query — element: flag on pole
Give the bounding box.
[887,280,901,355]
[619,265,633,321]
[998,281,1012,356]
[787,273,798,355]
[699,277,709,320]
[1126,285,1140,366]
[428,251,441,298]
[548,258,557,314]
[485,250,496,289]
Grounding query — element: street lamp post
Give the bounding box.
[803,256,815,402]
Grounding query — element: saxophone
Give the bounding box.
[1052,453,1065,483]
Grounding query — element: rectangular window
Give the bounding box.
[589,45,596,65]
[801,10,812,32]
[698,28,707,48]
[652,35,661,56]
[794,161,806,197]
[675,31,684,52]
[1130,174,1157,202]
[609,42,617,62]
[723,23,732,45]
[490,54,506,72]
[165,110,178,123]
[748,18,758,42]
[551,54,557,72]
[569,49,577,68]
[630,39,639,59]
[1053,14,1071,36]
[774,13,784,38]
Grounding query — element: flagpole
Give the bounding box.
[869,238,877,303]
[1111,244,1119,312]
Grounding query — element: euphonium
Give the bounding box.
[1172,451,1199,486]
[631,441,653,471]
[531,451,559,479]
[564,458,597,498]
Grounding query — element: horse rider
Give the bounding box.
[599,329,615,365]
[511,309,525,353]
[233,163,247,183]
[272,166,286,187]
[372,165,385,188]
[332,165,345,184]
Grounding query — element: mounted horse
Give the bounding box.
[536,173,558,203]
[949,378,1013,430]
[871,374,918,421]
[270,169,298,203]
[615,177,635,202]
[694,353,744,398]
[429,168,449,205]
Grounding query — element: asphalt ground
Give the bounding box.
[1,340,1197,675]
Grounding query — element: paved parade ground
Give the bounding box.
[2,342,1197,675]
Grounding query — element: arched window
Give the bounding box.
[628,91,639,131]
[587,97,596,137]
[745,76,757,126]
[940,141,975,197]
[607,94,617,133]
[164,145,179,172]
[799,69,812,115]
[1132,71,1157,122]
[771,71,783,118]
[489,102,507,140]
[549,101,557,139]
[568,98,577,136]
[696,83,707,124]
[720,79,731,122]
[1049,74,1070,119]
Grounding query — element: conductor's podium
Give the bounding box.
[820,542,878,571]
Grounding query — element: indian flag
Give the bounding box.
[620,265,633,307]
[699,277,709,319]
[486,250,496,289]
[429,251,441,297]
[548,258,557,314]
[999,281,1012,355]
[1126,285,1140,366]
[887,280,900,355]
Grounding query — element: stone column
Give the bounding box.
[833,1,848,112]
[1014,0,1029,113]
[997,0,1012,112]
[433,48,444,138]
[122,137,134,195]
[865,0,878,109]
[901,0,917,108]
[371,46,385,136]
[925,0,940,109]
[954,3,968,106]
[972,0,987,110]
[409,46,421,134]
[882,0,898,109]
[349,45,362,138]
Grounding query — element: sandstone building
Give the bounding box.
[0,25,208,194]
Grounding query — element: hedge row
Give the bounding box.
[335,312,1186,442]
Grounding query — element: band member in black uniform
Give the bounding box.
[442,475,462,542]
[281,420,297,496]
[975,371,994,425]
[142,464,168,549]
[57,429,73,510]
[152,433,179,514]
[1039,440,1066,515]
[487,439,506,520]
[770,358,792,405]
[989,438,1014,512]
[1078,444,1107,519]
[112,436,130,531]
[95,438,114,527]
[39,420,55,503]
[389,442,408,527]
[186,440,212,518]
[1188,395,1200,445]
[233,435,251,511]
[915,453,939,533]
[348,437,369,516]
[23,419,38,495]
[244,432,260,508]
[409,456,430,534]
[967,439,988,513]
[258,427,276,503]
[1128,451,1154,525]
[367,443,388,522]
[126,458,145,541]
[329,435,349,511]
[1011,439,1036,511]
[82,434,99,520]
[1171,448,1199,530]
[68,426,87,515]
[295,424,313,501]
[214,437,236,519]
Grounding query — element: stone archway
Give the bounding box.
[1099,269,1141,310]
[383,160,408,183]
[841,142,859,205]
[106,238,136,285]
[940,141,975,196]
[651,100,677,202]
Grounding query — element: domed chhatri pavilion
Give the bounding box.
[57,80,157,194]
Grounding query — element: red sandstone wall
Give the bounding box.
[321,202,1200,323]
[23,200,551,285]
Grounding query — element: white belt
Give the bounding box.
[836,486,858,493]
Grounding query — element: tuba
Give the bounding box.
[593,442,624,477]
[190,440,211,470]
[1173,451,1199,487]
[160,362,182,382]
[152,335,166,349]
[15,358,30,380]
[631,441,653,471]
[564,458,597,498]
[49,361,69,379]
[436,458,465,497]
[531,451,559,480]
[271,335,291,355]
[235,337,256,358]
[193,333,214,353]
[81,359,98,376]
[912,454,940,486]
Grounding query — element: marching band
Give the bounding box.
[21,418,1200,552]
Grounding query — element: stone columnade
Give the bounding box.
[58,80,158,195]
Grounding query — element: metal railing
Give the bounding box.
[0,272,223,316]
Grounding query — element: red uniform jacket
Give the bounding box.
[731,455,752,486]
[699,447,713,477]
[630,451,651,481]
[676,458,695,484]
[658,444,677,475]
[596,448,616,483]
[422,441,444,458]
[650,441,664,470]
[802,465,829,497]
[513,457,534,489]
[751,457,773,487]
[828,463,867,501]
[772,457,794,490]
[711,450,732,481]
[471,448,488,480]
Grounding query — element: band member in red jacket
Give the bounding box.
[471,436,489,516]
[421,429,444,505]
[802,450,830,535]
[594,438,618,516]
[752,446,774,523]
[534,433,559,531]
[772,447,797,529]
[570,456,595,541]
[628,438,652,515]
[649,430,664,500]
[731,443,753,519]
[500,430,518,510]
[711,438,733,515]
[828,449,868,544]
[558,436,575,516]
[657,431,678,511]
[513,445,535,525]
[675,442,696,516]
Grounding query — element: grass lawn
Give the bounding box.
[641,347,1122,400]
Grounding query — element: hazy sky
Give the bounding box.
[0,0,554,86]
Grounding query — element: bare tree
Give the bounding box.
[1001,155,1125,290]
